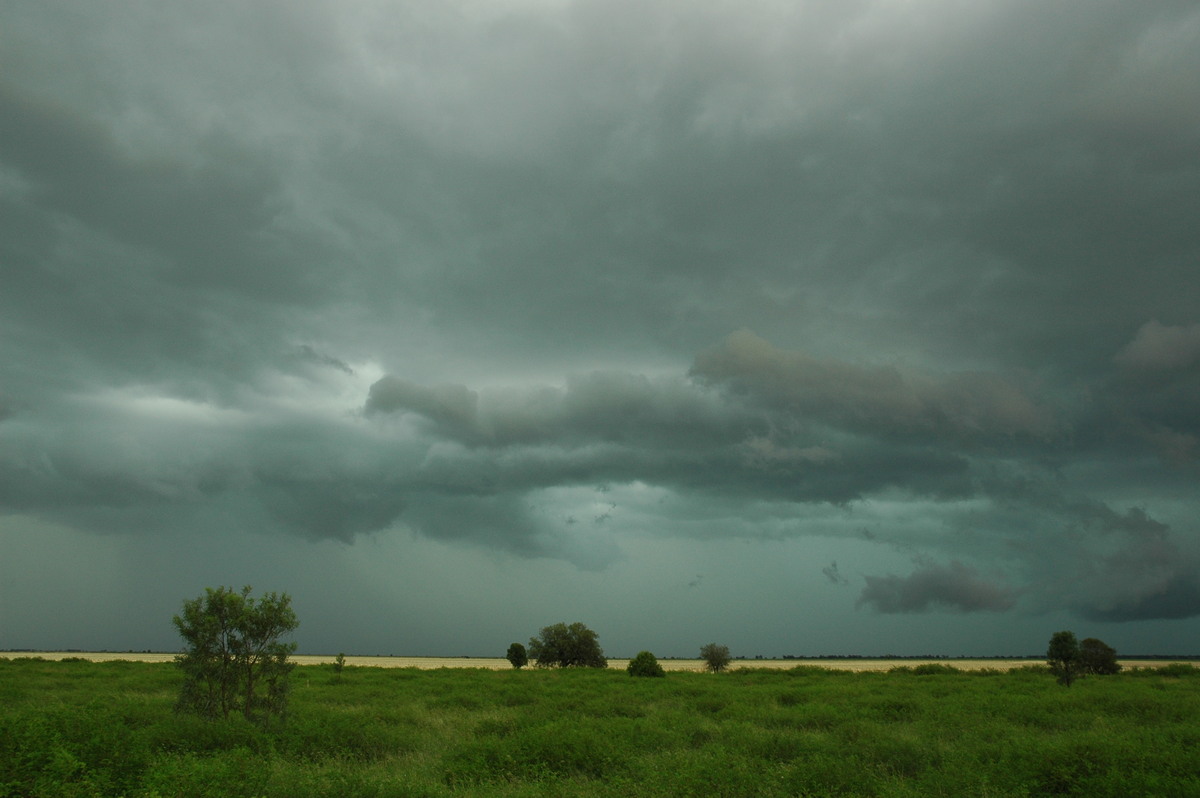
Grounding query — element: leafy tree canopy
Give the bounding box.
[506,642,529,669]
[1080,637,1121,675]
[528,622,607,668]
[700,642,732,673]
[173,585,298,724]
[1047,630,1082,687]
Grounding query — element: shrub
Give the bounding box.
[700,643,732,673]
[506,642,529,669]
[1079,638,1120,675]
[1153,663,1198,678]
[173,586,298,724]
[627,651,666,678]
[912,663,962,675]
[1122,662,1199,680]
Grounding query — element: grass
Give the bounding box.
[2,657,1199,797]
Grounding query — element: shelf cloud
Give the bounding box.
[2,0,1197,656]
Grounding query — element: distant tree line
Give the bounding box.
[510,623,736,676]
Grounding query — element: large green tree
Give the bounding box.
[1080,637,1121,675]
[528,622,607,668]
[700,643,732,673]
[1047,630,1082,687]
[173,586,298,724]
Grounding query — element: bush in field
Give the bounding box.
[1154,663,1199,677]
[173,586,298,724]
[1080,637,1121,675]
[506,642,529,669]
[909,663,962,675]
[1047,630,1082,687]
[700,643,732,673]
[528,622,607,668]
[627,651,666,678]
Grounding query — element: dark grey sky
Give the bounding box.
[2,0,1198,657]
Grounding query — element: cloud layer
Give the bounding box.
[2,0,1198,655]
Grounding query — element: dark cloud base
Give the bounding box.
[858,561,1017,614]
[354,327,1200,623]
[2,0,1199,654]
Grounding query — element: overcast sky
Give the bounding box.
[2,0,1199,658]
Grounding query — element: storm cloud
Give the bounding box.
[691,329,1058,442]
[858,561,1017,614]
[2,0,1198,657]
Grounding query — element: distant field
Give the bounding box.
[8,651,1190,671]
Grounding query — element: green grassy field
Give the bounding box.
[3,657,1198,797]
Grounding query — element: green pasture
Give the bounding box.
[2,657,1198,797]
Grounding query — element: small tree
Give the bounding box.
[1080,637,1121,675]
[506,642,529,669]
[332,652,346,682]
[700,643,732,673]
[174,586,298,724]
[1047,630,1082,687]
[528,622,607,668]
[627,650,666,678]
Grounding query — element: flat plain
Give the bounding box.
[4,654,1199,797]
[9,651,1190,670]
